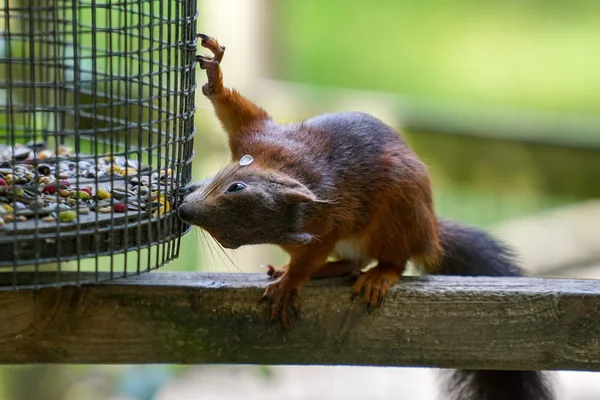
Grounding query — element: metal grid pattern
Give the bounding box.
[0,0,197,288]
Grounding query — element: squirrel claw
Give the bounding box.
[261,275,301,330]
[195,55,217,69]
[351,267,400,309]
[258,293,270,306]
[196,33,225,63]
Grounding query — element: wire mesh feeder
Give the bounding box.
[0,1,198,288]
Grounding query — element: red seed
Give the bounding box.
[41,184,56,194]
[60,180,71,187]
[0,178,6,186]
[113,203,126,212]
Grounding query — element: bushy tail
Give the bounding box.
[434,219,554,400]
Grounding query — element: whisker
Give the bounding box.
[213,239,247,282]
[200,163,241,198]
[195,227,210,273]
[201,230,217,278]
[206,235,237,280]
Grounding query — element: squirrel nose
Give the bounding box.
[177,203,192,223]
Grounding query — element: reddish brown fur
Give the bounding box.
[187,34,443,322]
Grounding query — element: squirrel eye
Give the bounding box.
[226,183,246,193]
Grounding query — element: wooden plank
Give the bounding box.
[2,272,600,370]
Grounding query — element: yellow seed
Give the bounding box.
[38,149,54,160]
[60,189,71,197]
[38,176,51,184]
[98,207,112,213]
[1,204,13,213]
[3,214,14,222]
[56,145,72,156]
[5,174,14,185]
[120,167,137,176]
[151,193,167,203]
[153,199,171,217]
[159,168,172,176]
[42,216,55,222]
[17,216,27,222]
[108,165,122,174]
[97,189,111,199]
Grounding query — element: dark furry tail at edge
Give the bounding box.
[434,219,554,400]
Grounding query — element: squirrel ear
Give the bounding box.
[269,173,318,204]
[282,185,318,203]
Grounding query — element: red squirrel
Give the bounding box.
[177,34,553,400]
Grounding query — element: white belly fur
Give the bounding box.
[333,239,370,263]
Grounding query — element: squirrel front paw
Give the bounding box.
[195,33,225,96]
[260,272,302,330]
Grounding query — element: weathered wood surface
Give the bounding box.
[1,272,600,370]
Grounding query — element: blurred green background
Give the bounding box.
[1,0,599,398]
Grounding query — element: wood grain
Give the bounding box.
[1,272,600,370]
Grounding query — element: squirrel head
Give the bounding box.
[177,155,323,249]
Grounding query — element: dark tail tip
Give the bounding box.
[442,370,554,400]
[434,219,554,399]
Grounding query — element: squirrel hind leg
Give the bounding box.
[264,260,365,281]
[351,261,406,311]
[312,260,364,279]
[194,32,270,148]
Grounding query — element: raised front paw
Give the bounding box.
[260,272,302,330]
[351,267,400,311]
[195,33,226,96]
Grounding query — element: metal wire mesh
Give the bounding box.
[0,0,197,288]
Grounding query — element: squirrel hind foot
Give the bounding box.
[194,56,222,96]
[195,33,225,96]
[263,264,285,280]
[351,265,402,310]
[263,260,361,282]
[197,33,225,63]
